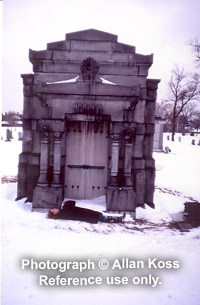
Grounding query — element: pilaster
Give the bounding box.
[52,131,63,186]
[109,134,120,186]
[37,127,49,186]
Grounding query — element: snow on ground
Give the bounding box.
[154,132,200,200]
[1,132,22,177]
[1,133,200,305]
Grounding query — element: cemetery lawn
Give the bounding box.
[1,133,200,305]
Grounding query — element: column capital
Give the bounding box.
[123,128,135,143]
[38,122,51,140]
[111,134,121,142]
[53,131,63,140]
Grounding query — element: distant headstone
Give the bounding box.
[6,129,11,141]
[178,136,181,142]
[191,139,195,145]
[167,135,170,140]
[18,132,23,141]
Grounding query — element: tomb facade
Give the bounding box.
[17,29,160,212]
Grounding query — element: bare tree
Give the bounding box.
[156,100,171,119]
[189,38,200,64]
[178,103,197,132]
[189,111,200,132]
[2,111,22,126]
[166,65,200,141]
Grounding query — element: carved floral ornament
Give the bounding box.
[81,57,99,81]
[38,121,51,139]
[123,127,136,142]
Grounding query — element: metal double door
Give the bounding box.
[64,121,109,199]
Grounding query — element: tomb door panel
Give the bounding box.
[65,121,109,199]
[65,167,85,199]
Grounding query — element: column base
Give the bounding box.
[32,185,63,210]
[37,183,49,187]
[52,172,61,186]
[124,176,133,187]
[106,186,136,212]
[37,171,48,186]
[51,183,62,188]
[109,176,119,186]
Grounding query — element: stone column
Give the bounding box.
[52,131,62,187]
[109,134,120,186]
[123,128,133,187]
[37,127,49,186]
[124,141,133,186]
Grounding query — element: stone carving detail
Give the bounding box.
[53,131,62,140]
[81,57,99,81]
[38,121,51,139]
[123,128,135,143]
[111,134,121,142]
[40,126,50,139]
[35,92,48,107]
[129,99,138,111]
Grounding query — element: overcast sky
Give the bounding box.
[2,0,200,113]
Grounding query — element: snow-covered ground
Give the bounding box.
[1,126,22,142]
[1,133,200,305]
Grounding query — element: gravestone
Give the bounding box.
[184,202,200,227]
[6,129,12,141]
[17,29,160,212]
[153,117,165,151]
[18,132,23,141]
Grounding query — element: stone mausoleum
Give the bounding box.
[17,29,160,213]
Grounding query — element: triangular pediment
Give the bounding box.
[65,29,118,42]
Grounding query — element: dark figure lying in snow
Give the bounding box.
[48,200,125,224]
